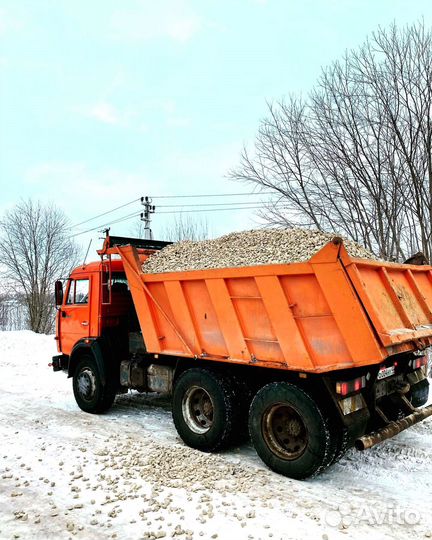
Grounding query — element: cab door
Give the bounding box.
[59,276,91,355]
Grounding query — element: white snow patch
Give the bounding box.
[0,331,431,539]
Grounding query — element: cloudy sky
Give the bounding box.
[1,0,432,249]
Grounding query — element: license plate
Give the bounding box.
[377,365,396,380]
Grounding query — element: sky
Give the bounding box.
[1,0,432,251]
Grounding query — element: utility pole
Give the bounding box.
[140,196,156,240]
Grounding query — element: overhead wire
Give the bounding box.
[68,197,142,229]
[69,191,273,229]
[157,205,270,214]
[69,211,142,238]
[151,191,273,199]
[69,202,284,238]
[156,200,271,208]
[68,191,280,238]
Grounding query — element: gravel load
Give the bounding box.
[142,228,375,274]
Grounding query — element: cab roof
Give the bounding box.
[70,258,125,276]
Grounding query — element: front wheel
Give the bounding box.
[249,382,333,479]
[72,354,116,414]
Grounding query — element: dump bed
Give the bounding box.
[117,239,432,373]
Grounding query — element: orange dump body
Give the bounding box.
[116,240,432,373]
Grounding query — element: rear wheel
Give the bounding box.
[172,368,240,451]
[73,354,116,414]
[249,382,333,479]
[326,414,348,465]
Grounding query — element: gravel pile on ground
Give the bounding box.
[142,228,375,273]
[95,437,270,494]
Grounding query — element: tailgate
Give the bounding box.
[342,254,432,348]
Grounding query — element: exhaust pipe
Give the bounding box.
[355,403,432,451]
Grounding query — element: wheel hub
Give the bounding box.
[182,385,214,434]
[77,368,97,402]
[262,403,308,460]
[283,416,303,437]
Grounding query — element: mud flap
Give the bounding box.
[409,378,429,408]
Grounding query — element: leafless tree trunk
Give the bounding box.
[0,200,80,334]
[0,293,5,329]
[231,22,432,261]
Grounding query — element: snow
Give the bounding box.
[0,330,431,540]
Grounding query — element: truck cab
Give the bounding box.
[51,236,170,407]
[55,259,132,357]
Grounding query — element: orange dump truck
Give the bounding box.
[52,235,432,479]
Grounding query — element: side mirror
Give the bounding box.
[55,280,63,307]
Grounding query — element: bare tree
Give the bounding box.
[0,291,28,331]
[130,220,152,240]
[0,200,80,333]
[131,214,209,242]
[161,214,209,242]
[231,22,432,261]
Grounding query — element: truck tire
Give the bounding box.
[172,368,239,451]
[327,421,348,465]
[318,400,348,466]
[72,354,116,414]
[249,382,333,479]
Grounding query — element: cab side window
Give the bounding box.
[66,279,89,305]
[75,279,89,304]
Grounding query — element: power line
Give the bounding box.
[157,205,269,214]
[157,200,272,208]
[71,198,271,232]
[68,191,272,231]
[151,191,273,199]
[68,197,141,229]
[69,210,142,238]
[69,203,284,238]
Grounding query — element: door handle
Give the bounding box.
[81,321,89,327]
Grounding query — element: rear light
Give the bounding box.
[336,376,366,396]
[411,356,427,370]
